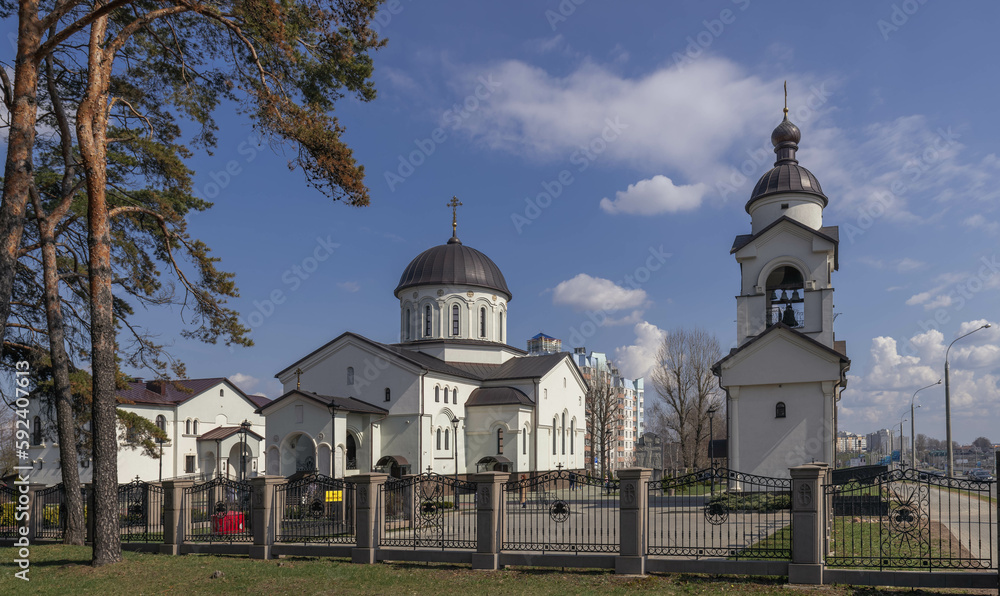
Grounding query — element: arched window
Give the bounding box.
[522,428,527,454]
[552,417,558,454]
[156,415,166,432]
[452,304,460,335]
[32,416,42,445]
[405,309,411,340]
[436,428,442,450]
[193,419,199,435]
[776,402,786,418]
[443,387,449,403]
[185,419,191,435]
[425,305,432,337]
[444,428,450,450]
[480,307,486,337]
[347,367,355,385]
[561,413,566,455]
[435,386,440,402]
[497,428,504,454]
[499,312,503,342]
[453,388,458,404]
[219,388,224,397]
[346,434,357,470]
[765,265,805,329]
[385,387,391,402]
[570,419,575,454]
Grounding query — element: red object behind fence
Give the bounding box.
[212,512,244,534]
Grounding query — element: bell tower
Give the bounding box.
[731,105,838,348]
[713,99,850,478]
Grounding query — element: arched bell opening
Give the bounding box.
[765,265,804,328]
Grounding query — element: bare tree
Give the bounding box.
[584,360,619,480]
[649,327,722,471]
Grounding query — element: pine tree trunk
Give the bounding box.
[39,228,86,545]
[78,11,121,567]
[0,1,41,344]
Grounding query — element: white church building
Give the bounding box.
[713,106,850,478]
[26,377,269,485]
[259,214,588,478]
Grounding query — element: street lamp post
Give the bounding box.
[238,420,251,482]
[945,323,991,477]
[898,415,908,470]
[451,417,460,482]
[327,400,339,477]
[910,380,939,470]
[707,406,718,469]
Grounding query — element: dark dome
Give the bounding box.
[745,163,828,212]
[395,237,512,300]
[745,111,828,213]
[770,115,801,146]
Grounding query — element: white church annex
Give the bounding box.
[713,103,850,478]
[259,203,588,478]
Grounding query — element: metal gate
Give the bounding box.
[32,483,86,540]
[182,477,252,543]
[824,468,997,570]
[275,473,356,544]
[379,474,477,549]
[0,483,16,540]
[118,478,165,542]
[647,467,792,559]
[502,470,619,553]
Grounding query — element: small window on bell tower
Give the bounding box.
[775,402,786,418]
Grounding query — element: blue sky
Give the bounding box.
[10,1,1000,445]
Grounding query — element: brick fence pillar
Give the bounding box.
[616,468,651,575]
[249,475,284,559]
[348,473,387,564]
[471,472,508,570]
[789,462,828,585]
[160,479,193,555]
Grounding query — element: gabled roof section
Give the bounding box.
[465,387,534,407]
[255,389,389,415]
[197,426,264,442]
[275,331,485,381]
[712,322,849,376]
[447,352,574,382]
[117,377,261,409]
[730,216,839,269]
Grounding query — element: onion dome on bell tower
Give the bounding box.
[745,95,828,233]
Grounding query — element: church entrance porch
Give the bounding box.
[476,455,511,473]
[375,455,411,478]
[282,432,318,475]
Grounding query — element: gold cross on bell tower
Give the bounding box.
[448,196,462,239]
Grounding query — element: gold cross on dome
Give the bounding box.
[448,196,462,237]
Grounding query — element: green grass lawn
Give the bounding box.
[8,544,990,596]
[730,525,792,560]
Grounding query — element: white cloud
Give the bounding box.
[338,281,361,293]
[614,321,667,379]
[455,57,780,181]
[600,175,707,215]
[895,258,925,272]
[964,214,1000,234]
[839,321,1000,441]
[551,274,646,312]
[905,292,932,306]
[923,294,952,310]
[229,373,259,392]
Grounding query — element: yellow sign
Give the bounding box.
[326,490,343,503]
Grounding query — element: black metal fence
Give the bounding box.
[31,483,87,541]
[118,478,165,542]
[275,473,356,544]
[502,470,620,553]
[647,467,792,559]
[0,484,16,540]
[825,468,997,570]
[182,477,253,543]
[379,474,477,549]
